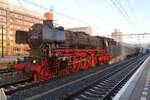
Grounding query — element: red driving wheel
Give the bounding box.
[58,68,69,77]
[71,63,80,73]
[82,61,89,70]
[40,67,52,81]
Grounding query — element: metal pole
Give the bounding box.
[1,25,4,57]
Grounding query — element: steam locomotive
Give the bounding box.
[14,20,117,81]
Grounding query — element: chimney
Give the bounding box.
[44,12,53,20]
[44,12,53,28]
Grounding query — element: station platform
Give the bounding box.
[0,56,25,63]
[113,55,150,100]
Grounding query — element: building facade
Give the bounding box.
[68,26,92,35]
[111,29,123,43]
[0,0,45,56]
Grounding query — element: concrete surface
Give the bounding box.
[113,56,150,100]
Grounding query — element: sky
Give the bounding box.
[10,0,150,44]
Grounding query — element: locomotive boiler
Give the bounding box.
[14,20,116,81]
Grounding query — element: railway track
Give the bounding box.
[0,71,30,92]
[3,78,32,95]
[8,54,147,100]
[64,55,148,100]
[0,68,16,84]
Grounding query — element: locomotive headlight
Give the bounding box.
[15,59,19,64]
[15,59,18,62]
[33,60,36,64]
